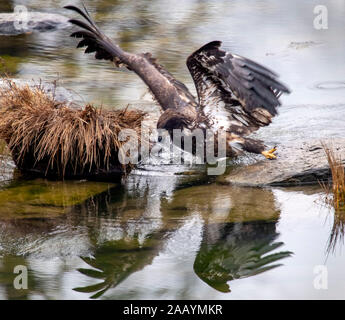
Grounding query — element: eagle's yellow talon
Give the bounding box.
[261,146,277,160]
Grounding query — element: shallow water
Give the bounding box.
[0,0,345,299]
[0,176,344,300]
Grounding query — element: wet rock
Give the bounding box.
[220,139,345,187]
[0,157,15,183]
[0,12,70,35]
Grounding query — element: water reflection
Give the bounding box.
[73,234,165,299]
[194,221,291,293]
[327,208,345,255]
[0,176,294,299]
[70,182,291,298]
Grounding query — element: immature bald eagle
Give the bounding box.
[65,5,290,159]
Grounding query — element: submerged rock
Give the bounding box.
[220,139,345,187]
[0,179,114,219]
[0,12,69,35]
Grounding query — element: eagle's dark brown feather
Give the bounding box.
[187,41,290,136]
[140,52,197,108]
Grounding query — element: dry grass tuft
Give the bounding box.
[320,143,345,253]
[0,79,145,179]
[321,143,345,210]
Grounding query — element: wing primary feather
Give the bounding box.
[231,54,278,78]
[68,19,97,34]
[65,5,127,62]
[71,30,96,39]
[64,5,99,32]
[252,72,290,93]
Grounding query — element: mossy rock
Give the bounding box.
[0,179,115,219]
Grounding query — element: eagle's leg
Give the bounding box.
[228,135,277,160]
[261,147,277,160]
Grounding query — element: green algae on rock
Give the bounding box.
[0,179,115,219]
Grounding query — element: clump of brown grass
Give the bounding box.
[320,143,345,253]
[0,80,145,179]
[321,143,345,210]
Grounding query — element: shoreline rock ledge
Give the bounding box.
[0,12,70,35]
[221,138,345,187]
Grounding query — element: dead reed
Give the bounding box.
[320,143,345,210]
[320,143,345,253]
[0,79,145,179]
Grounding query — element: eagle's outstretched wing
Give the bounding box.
[64,5,196,112]
[187,41,290,135]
